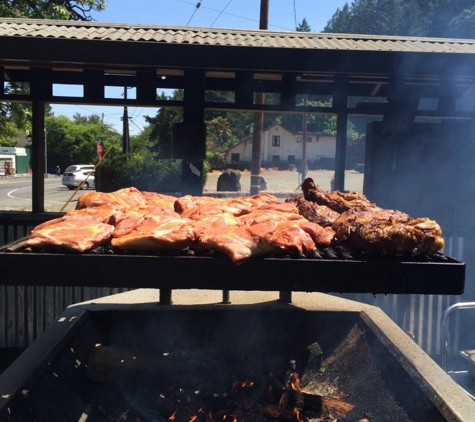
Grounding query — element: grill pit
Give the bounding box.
[0,291,473,421]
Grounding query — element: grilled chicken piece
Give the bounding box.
[76,187,145,210]
[286,195,340,227]
[111,215,195,252]
[195,208,334,264]
[25,215,114,253]
[140,191,178,209]
[65,204,126,225]
[174,195,223,215]
[332,207,445,256]
[302,178,375,213]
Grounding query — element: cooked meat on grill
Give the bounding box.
[332,207,445,256]
[174,195,223,215]
[196,215,262,263]
[25,215,114,253]
[140,191,178,209]
[65,204,127,225]
[302,178,375,213]
[112,204,180,238]
[177,194,293,220]
[286,195,340,227]
[23,184,444,261]
[111,215,195,252]
[76,187,145,209]
[196,209,329,263]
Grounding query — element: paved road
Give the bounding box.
[0,174,89,212]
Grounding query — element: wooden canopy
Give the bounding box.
[1,18,475,210]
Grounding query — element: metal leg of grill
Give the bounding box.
[222,290,230,304]
[159,289,172,305]
[279,291,292,303]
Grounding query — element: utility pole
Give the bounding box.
[250,0,269,195]
[301,95,308,185]
[122,87,130,159]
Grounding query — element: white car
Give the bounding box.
[61,165,95,190]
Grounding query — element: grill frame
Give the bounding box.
[0,237,465,295]
[1,290,474,422]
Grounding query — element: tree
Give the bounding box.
[45,114,120,171]
[0,0,106,20]
[145,90,184,159]
[323,0,475,38]
[206,117,231,151]
[324,3,352,33]
[296,18,311,32]
[447,6,475,38]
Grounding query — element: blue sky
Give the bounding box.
[51,0,349,135]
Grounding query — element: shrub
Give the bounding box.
[96,153,183,193]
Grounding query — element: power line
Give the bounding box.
[174,0,293,31]
[210,0,233,27]
[186,1,203,26]
[293,0,297,30]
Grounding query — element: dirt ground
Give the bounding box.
[204,169,364,195]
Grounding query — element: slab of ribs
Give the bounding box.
[24,179,444,264]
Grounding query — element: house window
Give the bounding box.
[306,136,312,142]
[231,153,240,163]
[297,137,302,143]
[272,155,280,163]
[272,135,280,146]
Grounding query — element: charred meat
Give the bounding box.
[286,195,340,227]
[302,177,375,213]
[332,207,445,256]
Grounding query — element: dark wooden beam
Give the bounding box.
[31,100,45,213]
[234,72,254,108]
[333,78,348,191]
[180,69,205,196]
[83,69,104,102]
[136,69,157,103]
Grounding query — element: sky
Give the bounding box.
[51,0,349,135]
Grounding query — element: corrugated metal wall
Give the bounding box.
[0,218,133,349]
[343,235,469,359]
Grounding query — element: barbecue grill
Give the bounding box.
[0,237,466,298]
[0,290,474,422]
[0,226,469,421]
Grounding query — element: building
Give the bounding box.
[0,145,28,175]
[224,124,336,169]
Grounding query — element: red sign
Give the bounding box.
[97,140,104,158]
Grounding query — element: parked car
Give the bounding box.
[61,165,95,190]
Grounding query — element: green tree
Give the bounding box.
[323,0,475,38]
[447,6,475,38]
[0,0,106,20]
[296,17,311,32]
[145,90,184,159]
[45,114,120,171]
[206,116,231,151]
[324,3,352,33]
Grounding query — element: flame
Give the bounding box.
[230,379,254,392]
[293,408,306,422]
[169,410,177,420]
[189,416,198,422]
[290,372,302,391]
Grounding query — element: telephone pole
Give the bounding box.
[250,0,269,195]
[122,87,130,159]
